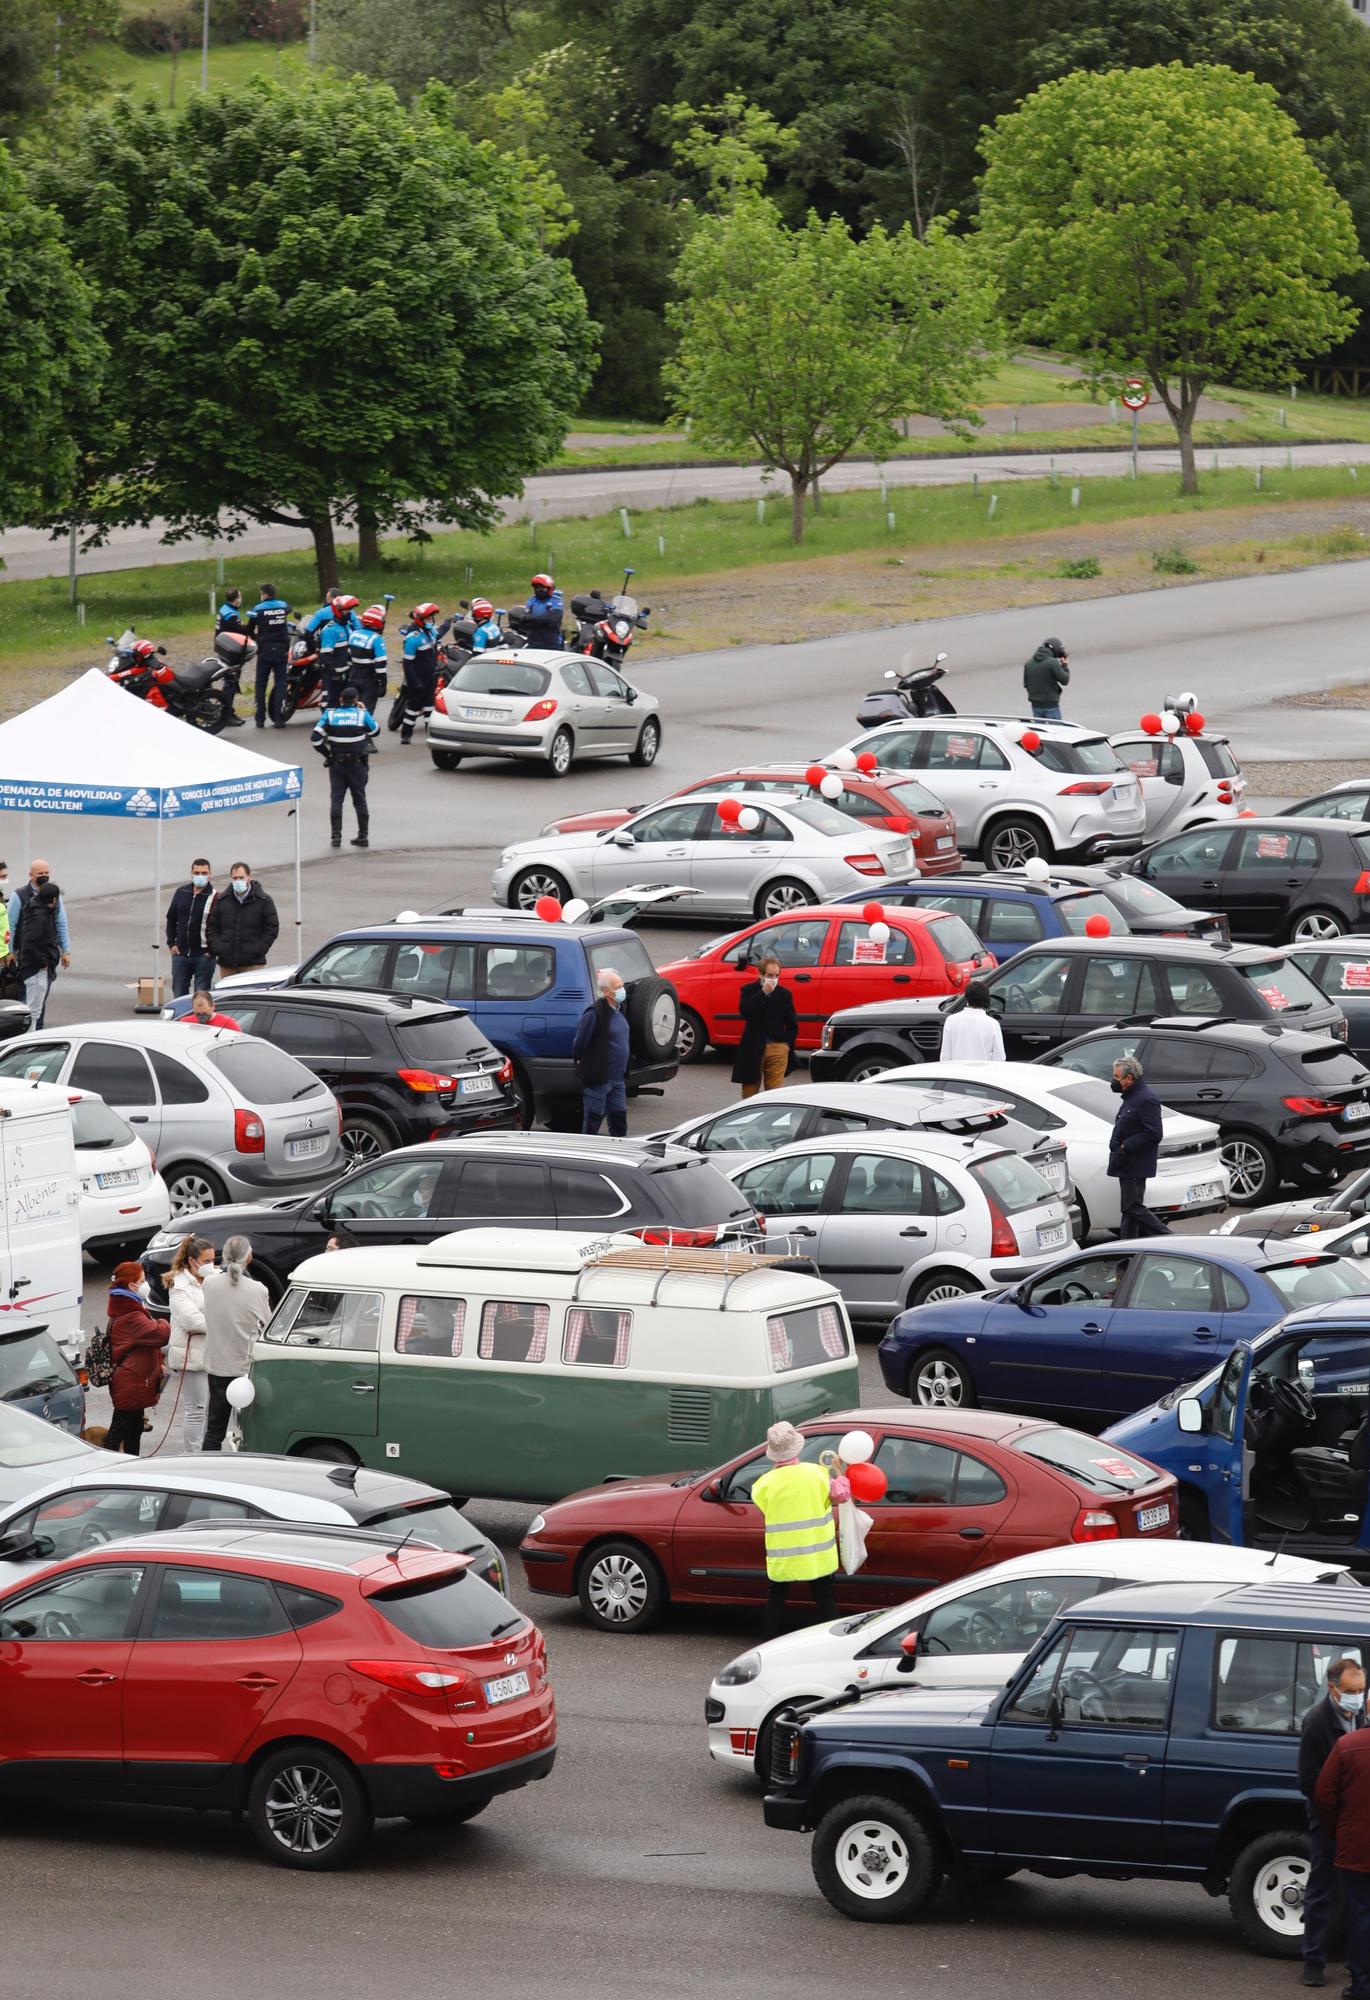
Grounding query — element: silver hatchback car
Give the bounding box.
[0,1021,343,1217]
[427,647,663,777]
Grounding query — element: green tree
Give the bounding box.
[666,200,998,540]
[978,63,1361,494]
[317,0,520,100]
[0,0,119,141]
[0,144,104,532]
[32,74,595,592]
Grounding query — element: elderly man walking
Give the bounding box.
[752,1421,850,1640]
[1108,1053,1170,1236]
[574,967,630,1137]
[1304,1656,1367,1987]
[1316,1667,1370,2000]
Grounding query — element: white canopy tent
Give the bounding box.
[0,670,304,1003]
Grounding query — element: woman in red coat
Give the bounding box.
[104,1261,168,1457]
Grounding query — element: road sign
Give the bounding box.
[1121,379,1150,412]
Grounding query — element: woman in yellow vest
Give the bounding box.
[753,1421,850,1640]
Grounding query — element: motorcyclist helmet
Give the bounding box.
[531,574,554,598]
[132,639,158,663]
[412,601,441,624]
[360,605,386,631]
[333,594,360,616]
[471,597,495,622]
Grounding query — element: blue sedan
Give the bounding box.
[877,1238,1370,1427]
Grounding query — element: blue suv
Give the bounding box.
[836,872,1131,964]
[764,1575,1370,1954]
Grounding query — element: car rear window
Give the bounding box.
[1027,737,1124,775]
[888,778,946,814]
[1286,1045,1370,1086]
[586,935,656,985]
[1236,959,1331,1014]
[647,1157,759,1226]
[1060,893,1132,936]
[969,1152,1054,1214]
[1261,1259,1370,1308]
[1012,1427,1158,1493]
[370,1569,526,1647]
[766,1304,849,1371]
[0,1328,76,1403]
[1196,739,1240,778]
[71,1098,135,1149]
[785,798,861,837]
[361,1500,487,1555]
[928,913,984,963]
[206,1038,331,1102]
[450,658,550,697]
[1099,877,1189,919]
[1054,1078,1128,1123]
[394,1015,492,1067]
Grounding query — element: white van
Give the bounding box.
[236,1228,860,1504]
[0,1079,85,1433]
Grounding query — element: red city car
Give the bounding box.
[660,904,991,1062]
[0,1523,554,1867]
[519,1407,1177,1632]
[542,764,961,876]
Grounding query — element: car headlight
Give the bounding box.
[144,1230,178,1253]
[821,1024,835,1051]
[715,1651,762,1686]
[527,1513,546,1536]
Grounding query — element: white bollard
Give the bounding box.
[620,508,631,538]
[1070,485,1081,508]
[988,493,998,520]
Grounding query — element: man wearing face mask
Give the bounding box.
[165,858,217,1001]
[1108,1054,1169,1237]
[1305,1657,1368,1988]
[9,860,70,1028]
[205,861,279,978]
[733,954,799,1099]
[574,968,630,1137]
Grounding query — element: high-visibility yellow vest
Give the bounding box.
[752,1461,837,1582]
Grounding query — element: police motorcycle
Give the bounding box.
[105,626,247,733]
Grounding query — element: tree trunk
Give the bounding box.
[790,473,807,544]
[1176,407,1198,496]
[810,474,821,515]
[310,513,339,598]
[357,504,381,569]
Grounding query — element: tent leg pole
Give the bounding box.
[293,806,302,963]
[140,812,164,1015]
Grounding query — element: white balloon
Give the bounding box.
[868,921,891,944]
[561,898,590,924]
[1021,857,1050,883]
[737,806,761,831]
[819,773,844,800]
[1161,710,1181,734]
[394,909,421,923]
[225,1376,256,1410]
[839,1427,875,1464]
[832,748,857,771]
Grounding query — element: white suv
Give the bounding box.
[831,716,1145,870]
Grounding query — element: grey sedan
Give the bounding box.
[427,648,662,777]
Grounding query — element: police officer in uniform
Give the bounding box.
[311,685,379,849]
[318,594,360,707]
[399,601,441,744]
[347,604,388,715]
[245,582,293,729]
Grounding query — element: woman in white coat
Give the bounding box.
[166,1235,214,1451]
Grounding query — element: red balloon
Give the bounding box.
[804,764,827,789]
[887,815,913,834]
[847,1461,887,1503]
[1140,713,1163,735]
[862,902,885,925]
[1238,808,1257,818]
[717,796,742,823]
[1020,730,1041,753]
[855,750,879,773]
[1185,711,1206,734]
[533,895,563,924]
[1084,913,1111,938]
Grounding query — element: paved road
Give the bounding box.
[4,438,1368,579]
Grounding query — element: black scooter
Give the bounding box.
[856,650,953,730]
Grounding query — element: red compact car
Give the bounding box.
[660,904,991,1061]
[519,1407,1177,1633]
[0,1524,554,1867]
[542,764,961,876]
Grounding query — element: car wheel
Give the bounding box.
[577,1539,666,1633]
[626,975,679,1063]
[909,1346,977,1409]
[291,1440,361,1465]
[676,1006,708,1064]
[1289,907,1344,943]
[811,1793,943,1923]
[248,1744,372,1871]
[982,816,1051,871]
[1222,1131,1278,1207]
[756,878,816,921]
[1073,1193,1091,1244]
[838,1052,900,1083]
[430,749,462,771]
[908,1272,981,1309]
[1228,1827,1310,1958]
[404,1796,492,1828]
[509,867,572,912]
[630,718,661,768]
[339,1113,392,1168]
[545,727,575,777]
[1178,1485,1210,1540]
[164,1164,229,1216]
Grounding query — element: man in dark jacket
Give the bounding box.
[1023,636,1069,721]
[732,955,799,1098]
[17,880,62,1025]
[165,858,217,999]
[205,861,279,976]
[1316,1669,1370,2000]
[1304,1656,1367,1986]
[245,583,293,730]
[1107,1054,1170,1235]
[574,968,630,1136]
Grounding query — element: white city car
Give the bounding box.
[70,1088,170,1256]
[872,1061,1228,1238]
[706,1540,1357,1775]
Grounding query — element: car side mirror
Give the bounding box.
[896,1631,919,1674]
[0,1531,38,1561]
[1350,1198,1367,1218]
[1177,1397,1205,1434]
[610,829,635,848]
[699,1482,720,1503]
[624,686,637,704]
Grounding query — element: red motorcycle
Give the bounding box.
[105,627,246,733]
[276,622,325,724]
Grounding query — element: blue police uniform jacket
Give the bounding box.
[403,623,438,664]
[215,601,244,635]
[319,613,359,659]
[311,705,379,758]
[470,616,504,651]
[246,596,292,658]
[347,627,388,677]
[303,603,336,637]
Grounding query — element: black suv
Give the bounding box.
[218,990,517,1166]
[1041,1019,1370,1205]
[141,1134,761,1300]
[1123,816,1370,945]
[809,936,1347,1082]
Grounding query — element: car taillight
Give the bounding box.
[524,698,558,722]
[985,1198,1016,1258]
[1355,871,1370,897]
[1283,1096,1342,1117]
[1216,784,1233,805]
[630,1225,722,1247]
[496,1058,514,1085]
[946,962,967,989]
[844,853,886,875]
[433,687,448,714]
[1057,780,1113,796]
[1072,1510,1122,1543]
[398,1067,455,1094]
[347,1659,471,1699]
[233,1108,265,1153]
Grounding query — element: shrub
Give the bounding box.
[1152,546,1199,575]
[1055,555,1101,579]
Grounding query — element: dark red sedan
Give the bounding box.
[542,763,961,876]
[517,1407,1177,1633]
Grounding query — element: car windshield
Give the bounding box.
[1237,959,1330,1015]
[1029,737,1125,776]
[1012,1427,1157,1494]
[207,1038,331,1103]
[450,659,550,697]
[785,798,862,838]
[0,1404,89,1465]
[71,1099,136,1149]
[394,1016,491,1066]
[1060,893,1132,936]
[1053,1079,1126,1124]
[1261,1259,1370,1308]
[0,1329,76,1405]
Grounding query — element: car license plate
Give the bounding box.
[459,1073,495,1096]
[95,1168,139,1190]
[483,1670,530,1706]
[462,705,504,722]
[287,1134,329,1160]
[1039,1159,1066,1189]
[1137,1503,1171,1533]
[1346,1101,1370,1123]
[1186,1180,1223,1203]
[936,837,954,851]
[1037,1222,1068,1249]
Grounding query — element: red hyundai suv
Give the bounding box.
[0,1523,554,1867]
